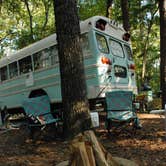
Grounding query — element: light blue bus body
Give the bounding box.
[0,16,137,113]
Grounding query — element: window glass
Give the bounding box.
[109,39,124,58]
[33,52,42,70]
[33,50,49,70]
[49,45,59,65]
[124,45,133,60]
[41,48,51,67]
[81,33,91,56]
[96,33,109,53]
[19,56,32,74]
[0,66,8,81]
[114,65,127,78]
[33,45,58,70]
[9,62,18,79]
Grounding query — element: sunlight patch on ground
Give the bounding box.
[138,113,165,119]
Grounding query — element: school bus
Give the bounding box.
[0,16,137,115]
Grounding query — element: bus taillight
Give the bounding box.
[101,57,112,65]
[129,64,135,70]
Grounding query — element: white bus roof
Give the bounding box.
[0,33,57,67]
[80,15,125,39]
[0,16,126,67]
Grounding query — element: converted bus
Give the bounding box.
[0,16,137,115]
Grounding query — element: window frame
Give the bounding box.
[9,61,18,79]
[124,44,133,60]
[18,55,33,75]
[95,33,109,54]
[80,33,92,57]
[114,65,127,78]
[0,66,9,82]
[33,45,58,71]
[109,38,124,58]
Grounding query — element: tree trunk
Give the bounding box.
[141,6,158,84]
[53,0,91,138]
[106,0,113,18]
[120,0,130,32]
[24,0,33,38]
[0,0,2,14]
[159,0,166,108]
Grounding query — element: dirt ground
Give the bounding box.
[0,113,165,166]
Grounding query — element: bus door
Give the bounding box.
[95,33,111,84]
[109,38,128,85]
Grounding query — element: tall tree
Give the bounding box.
[127,0,160,91]
[159,0,166,108]
[141,4,158,84]
[23,0,34,39]
[53,0,91,138]
[106,0,113,18]
[121,0,130,31]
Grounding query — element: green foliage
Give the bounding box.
[129,0,160,92]
[78,0,106,20]
[111,0,122,21]
[0,0,55,50]
[0,0,160,93]
[147,98,162,111]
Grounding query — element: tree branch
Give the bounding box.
[41,0,51,33]
[23,0,33,37]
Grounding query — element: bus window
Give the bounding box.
[33,52,42,70]
[81,33,91,57]
[96,33,109,53]
[33,48,52,70]
[49,45,59,65]
[0,66,8,81]
[9,62,18,79]
[109,39,124,58]
[124,45,133,60]
[19,56,32,74]
[41,48,51,68]
[114,65,127,78]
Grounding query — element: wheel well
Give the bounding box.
[29,89,48,98]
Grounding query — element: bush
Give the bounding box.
[147,98,162,111]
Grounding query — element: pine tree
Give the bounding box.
[53,0,91,138]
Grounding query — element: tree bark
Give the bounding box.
[41,1,51,33]
[121,0,130,32]
[0,0,2,14]
[159,0,166,108]
[53,0,91,138]
[106,0,113,18]
[23,0,33,38]
[141,7,158,82]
